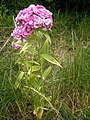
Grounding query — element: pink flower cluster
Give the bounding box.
[11,4,53,41]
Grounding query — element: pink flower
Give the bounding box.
[27,15,34,27]
[43,9,52,18]
[22,24,34,38]
[15,19,25,27]
[33,5,46,18]
[33,15,43,28]
[12,40,22,49]
[43,17,53,30]
[16,8,31,21]
[28,4,35,12]
[12,39,27,49]
[23,39,27,43]
[11,26,23,40]
[34,5,52,19]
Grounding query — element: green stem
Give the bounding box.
[35,30,43,75]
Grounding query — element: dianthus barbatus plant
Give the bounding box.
[11,4,62,120]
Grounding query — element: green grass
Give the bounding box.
[0,12,90,119]
[46,12,90,120]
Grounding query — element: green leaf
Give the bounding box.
[41,54,62,67]
[40,31,51,44]
[29,61,40,65]
[42,66,52,80]
[41,39,49,54]
[17,43,25,48]
[17,71,24,81]
[27,68,31,75]
[20,42,33,53]
[32,65,41,72]
[15,71,24,89]
[27,47,37,54]
[15,81,20,89]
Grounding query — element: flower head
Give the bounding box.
[11,4,53,47]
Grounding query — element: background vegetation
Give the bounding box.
[0,0,90,16]
[0,0,90,120]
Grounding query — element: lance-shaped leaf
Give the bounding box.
[32,65,41,72]
[15,71,24,89]
[42,66,52,80]
[41,54,62,67]
[41,39,49,54]
[27,47,38,54]
[20,42,33,53]
[29,61,40,65]
[40,31,51,44]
